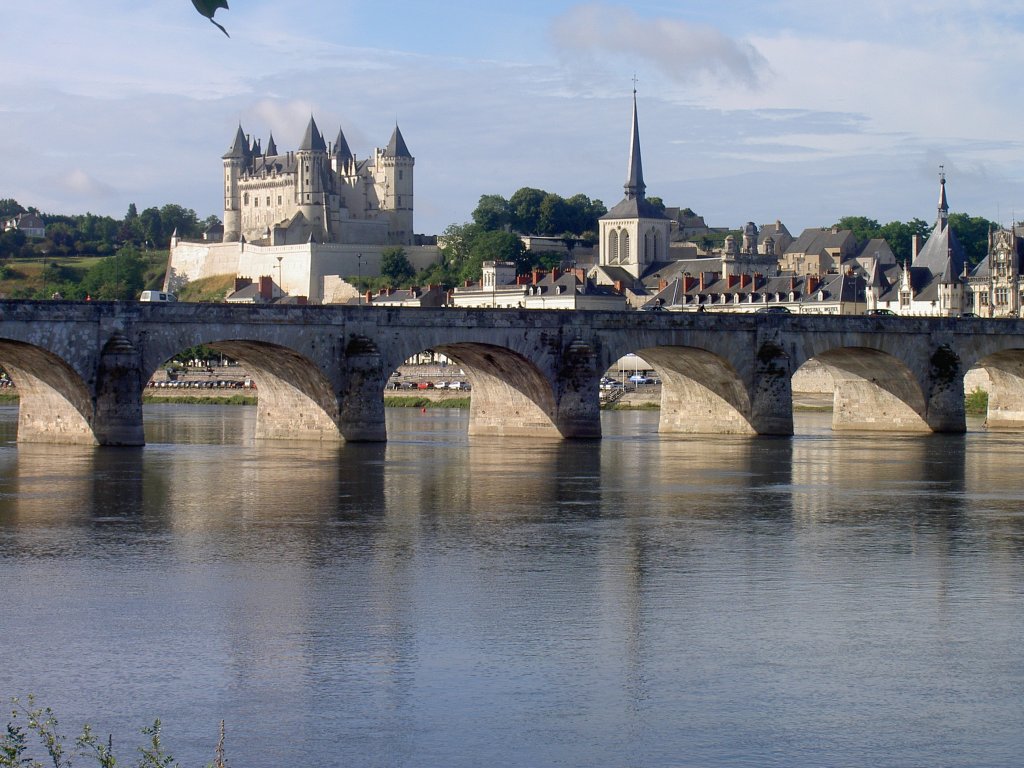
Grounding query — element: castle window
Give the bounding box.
[243,193,249,205]
[996,288,1009,305]
[254,197,259,207]
[399,170,404,180]
[278,196,282,205]
[266,197,270,207]
[900,290,911,308]
[397,195,402,207]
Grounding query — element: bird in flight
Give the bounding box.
[191,0,230,37]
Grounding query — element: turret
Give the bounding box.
[938,165,948,228]
[379,123,414,245]
[222,124,250,242]
[295,116,331,242]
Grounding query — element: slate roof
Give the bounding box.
[298,116,327,152]
[385,125,411,158]
[222,124,251,160]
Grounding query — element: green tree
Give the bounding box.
[0,199,25,219]
[471,194,512,231]
[82,246,147,299]
[463,230,527,281]
[646,196,667,216]
[380,247,415,286]
[508,187,546,234]
[159,204,202,241]
[877,218,930,263]
[439,222,482,276]
[537,193,570,236]
[833,216,881,244]
[139,207,164,247]
[948,212,995,267]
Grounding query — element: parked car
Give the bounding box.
[417,381,433,390]
[756,306,791,314]
[865,308,896,316]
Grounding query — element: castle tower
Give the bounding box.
[379,124,414,245]
[222,124,250,242]
[295,116,331,242]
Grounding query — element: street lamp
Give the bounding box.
[41,249,47,299]
[356,253,362,305]
[276,255,284,298]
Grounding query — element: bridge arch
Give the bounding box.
[962,347,1024,430]
[142,336,344,442]
[0,339,96,444]
[795,346,930,432]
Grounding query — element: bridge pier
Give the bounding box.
[982,358,1024,430]
[93,333,146,446]
[337,345,387,442]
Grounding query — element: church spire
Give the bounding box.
[624,88,646,201]
[938,165,948,227]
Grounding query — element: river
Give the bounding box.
[1,405,1022,767]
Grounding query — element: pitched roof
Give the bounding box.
[266,133,277,156]
[222,124,250,160]
[914,219,966,284]
[333,126,353,160]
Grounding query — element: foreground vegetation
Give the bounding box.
[2,696,226,768]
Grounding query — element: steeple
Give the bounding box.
[298,116,327,152]
[266,133,277,156]
[938,165,948,227]
[624,89,646,201]
[385,124,412,158]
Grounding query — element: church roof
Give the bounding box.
[600,91,667,222]
[223,124,250,160]
[385,124,412,158]
[913,175,967,286]
[298,116,327,152]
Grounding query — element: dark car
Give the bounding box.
[865,308,896,316]
[756,306,791,314]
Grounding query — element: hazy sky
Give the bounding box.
[5,1,1024,236]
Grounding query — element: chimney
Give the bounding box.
[234,276,252,291]
[465,279,474,287]
[259,275,273,300]
[573,268,586,283]
[683,275,696,292]
[551,267,561,281]
[364,290,373,304]
[740,274,750,288]
[807,275,819,293]
[532,268,543,285]
[911,234,923,263]
[378,288,388,296]
[700,272,708,290]
[614,280,624,294]
[658,279,668,292]
[789,277,797,291]
[296,296,308,305]
[727,274,739,289]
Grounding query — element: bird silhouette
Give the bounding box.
[191,0,230,37]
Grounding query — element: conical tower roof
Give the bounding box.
[385,124,412,158]
[298,116,327,152]
[266,133,278,156]
[333,126,353,161]
[222,124,250,160]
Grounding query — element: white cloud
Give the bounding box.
[550,3,769,88]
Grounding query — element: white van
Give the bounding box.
[139,291,177,303]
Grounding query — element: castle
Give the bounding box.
[167,117,439,303]
[222,116,414,247]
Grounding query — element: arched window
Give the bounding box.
[607,230,619,264]
[645,230,658,261]
[619,229,630,262]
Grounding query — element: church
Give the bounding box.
[167,117,439,303]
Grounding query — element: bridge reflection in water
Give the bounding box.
[1,300,1023,446]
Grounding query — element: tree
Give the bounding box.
[472,195,512,231]
[159,203,202,241]
[0,199,25,219]
[833,216,881,245]
[439,222,482,276]
[463,230,527,281]
[82,246,146,299]
[948,212,995,267]
[380,247,415,286]
[508,187,546,234]
[877,218,930,263]
[538,193,571,236]
[139,207,164,247]
[646,196,667,216]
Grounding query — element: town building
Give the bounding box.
[452,262,627,310]
[2,213,45,239]
[865,171,968,316]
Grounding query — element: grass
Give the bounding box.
[175,273,237,302]
[143,394,256,405]
[384,396,470,409]
[602,401,660,410]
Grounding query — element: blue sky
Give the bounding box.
[5,1,1024,236]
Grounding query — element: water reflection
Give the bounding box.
[1,406,1024,767]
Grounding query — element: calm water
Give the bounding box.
[1,405,1023,767]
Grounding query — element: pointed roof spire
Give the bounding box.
[938,165,948,226]
[222,124,250,160]
[624,88,646,201]
[385,124,412,158]
[298,115,327,152]
[333,126,353,161]
[266,133,277,156]
[251,137,262,156]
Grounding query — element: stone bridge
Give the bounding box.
[1,300,1022,446]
